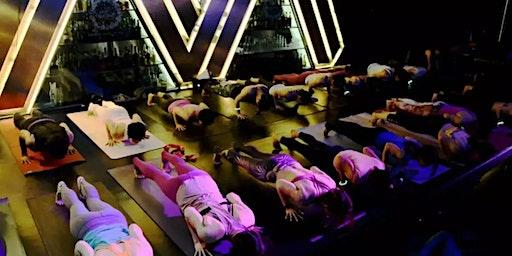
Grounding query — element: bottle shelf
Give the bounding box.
[60,36,150,46]
[239,46,304,55]
[72,8,136,17]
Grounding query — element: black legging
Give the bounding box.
[223,146,296,182]
[386,111,447,137]
[151,94,175,111]
[325,120,384,146]
[279,132,344,178]
[13,110,46,130]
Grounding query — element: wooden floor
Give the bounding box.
[0,88,351,256]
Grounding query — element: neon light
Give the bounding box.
[187,0,211,52]
[219,0,257,78]
[132,0,184,82]
[25,0,77,113]
[327,0,344,66]
[190,0,202,15]
[291,0,318,66]
[162,0,211,52]
[197,0,235,75]
[0,0,40,97]
[311,0,332,60]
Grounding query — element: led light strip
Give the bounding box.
[25,0,77,113]
[187,0,211,51]
[291,0,318,66]
[0,0,41,96]
[162,0,191,44]
[197,0,235,75]
[132,0,184,82]
[190,0,202,15]
[162,0,211,52]
[327,0,344,65]
[310,0,332,60]
[219,0,257,78]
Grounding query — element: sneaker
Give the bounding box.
[55,181,67,206]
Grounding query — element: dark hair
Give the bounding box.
[229,229,265,256]
[256,93,274,111]
[296,89,314,103]
[197,108,216,125]
[331,74,346,87]
[45,128,70,159]
[468,139,496,164]
[127,122,146,141]
[414,145,439,167]
[315,188,353,228]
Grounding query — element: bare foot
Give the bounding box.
[290,130,300,139]
[147,93,155,106]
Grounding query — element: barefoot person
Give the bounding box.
[14,110,75,164]
[215,147,353,224]
[55,177,153,255]
[133,151,265,256]
[147,92,216,131]
[87,101,147,146]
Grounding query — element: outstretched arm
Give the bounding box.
[276,179,303,222]
[104,119,119,147]
[226,192,255,227]
[234,87,250,119]
[382,142,403,163]
[184,207,223,256]
[172,110,187,131]
[19,129,34,164]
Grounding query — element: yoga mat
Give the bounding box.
[67,111,165,159]
[339,113,439,147]
[108,162,195,256]
[205,93,324,121]
[27,182,131,256]
[393,160,451,185]
[0,119,85,175]
[300,122,363,151]
[0,198,27,256]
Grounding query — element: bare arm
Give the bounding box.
[226,192,255,227]
[19,129,34,163]
[184,207,222,255]
[234,87,251,119]
[172,109,186,131]
[382,142,403,163]
[59,123,74,143]
[276,179,304,222]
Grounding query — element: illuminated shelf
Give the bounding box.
[239,46,304,55]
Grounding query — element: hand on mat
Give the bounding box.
[194,243,213,256]
[106,139,119,147]
[21,156,31,164]
[237,113,247,120]
[285,207,304,222]
[67,147,76,155]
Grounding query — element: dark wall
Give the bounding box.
[334,0,509,66]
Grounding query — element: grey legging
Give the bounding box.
[61,180,127,239]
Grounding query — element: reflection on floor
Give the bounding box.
[0,89,345,256]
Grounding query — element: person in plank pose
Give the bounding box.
[87,101,147,146]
